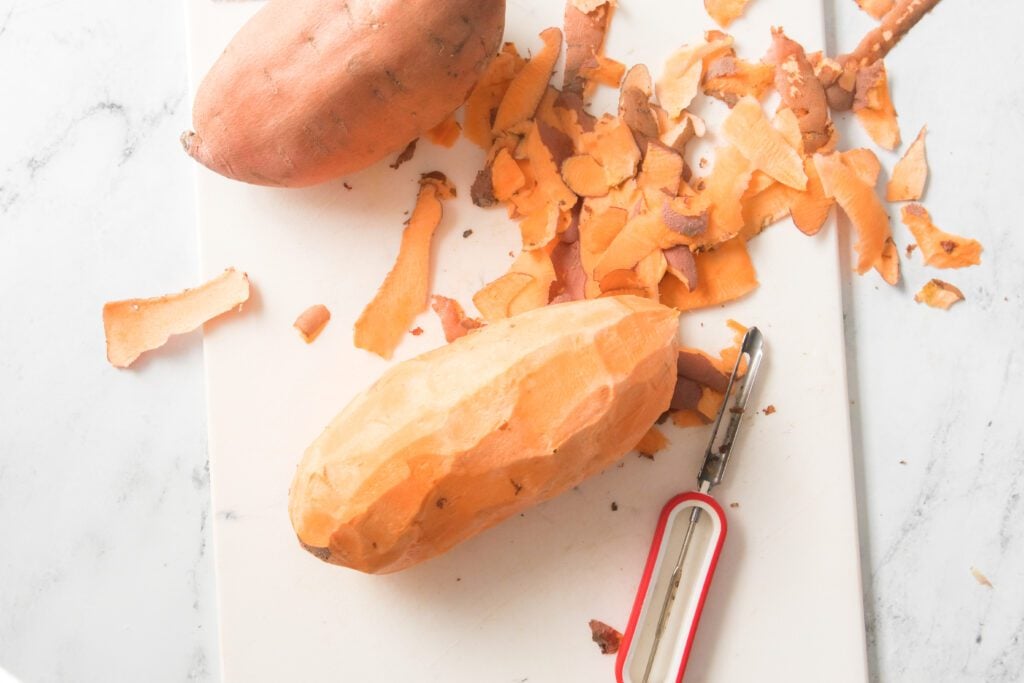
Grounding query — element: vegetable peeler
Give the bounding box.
[615,327,765,683]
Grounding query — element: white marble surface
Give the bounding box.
[0,1,1020,682]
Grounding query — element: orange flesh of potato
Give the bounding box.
[638,142,684,205]
[887,126,928,201]
[696,145,755,246]
[183,0,506,187]
[594,212,673,279]
[430,295,483,343]
[354,175,454,359]
[789,156,834,235]
[473,272,535,322]
[465,43,526,149]
[635,426,669,457]
[659,238,758,312]
[723,96,807,190]
[508,249,558,316]
[581,116,642,187]
[813,152,891,275]
[103,268,250,369]
[857,0,895,20]
[294,304,331,343]
[657,33,734,117]
[562,154,611,197]
[580,204,629,255]
[915,278,964,310]
[839,148,882,186]
[703,0,751,28]
[519,203,561,251]
[492,148,527,201]
[425,113,462,148]
[289,296,680,573]
[853,61,901,151]
[765,28,831,154]
[493,28,564,134]
[873,237,901,285]
[901,203,982,269]
[525,122,578,212]
[740,181,792,241]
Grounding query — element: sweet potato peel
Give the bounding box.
[901,204,982,269]
[426,114,461,148]
[853,60,900,150]
[493,28,563,134]
[704,0,752,28]
[354,174,454,359]
[915,278,964,310]
[814,151,891,275]
[887,126,928,201]
[723,96,807,190]
[856,0,895,20]
[660,239,757,311]
[443,4,976,369]
[103,268,250,369]
[294,304,331,343]
[431,295,484,342]
[635,426,669,457]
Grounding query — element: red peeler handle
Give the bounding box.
[615,492,728,683]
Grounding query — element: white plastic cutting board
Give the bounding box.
[185,1,869,681]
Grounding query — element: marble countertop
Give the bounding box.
[1,1,1021,681]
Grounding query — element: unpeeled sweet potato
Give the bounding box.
[183,0,506,187]
[289,296,679,573]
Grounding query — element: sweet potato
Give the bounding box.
[294,304,331,343]
[657,33,734,118]
[183,0,506,187]
[289,296,680,573]
[465,43,526,149]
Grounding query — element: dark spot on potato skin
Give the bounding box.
[300,540,331,561]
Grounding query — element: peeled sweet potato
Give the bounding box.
[183,0,506,187]
[289,296,680,573]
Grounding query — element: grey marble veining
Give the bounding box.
[1,0,1022,682]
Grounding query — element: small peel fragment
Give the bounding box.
[970,566,994,588]
[635,425,669,458]
[293,304,331,343]
[915,279,964,310]
[887,126,928,201]
[704,0,751,28]
[901,204,982,269]
[588,619,623,655]
[353,174,455,359]
[430,295,484,343]
[103,268,250,369]
[856,0,894,20]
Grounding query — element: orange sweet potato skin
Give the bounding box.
[184,0,506,187]
[289,296,679,573]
